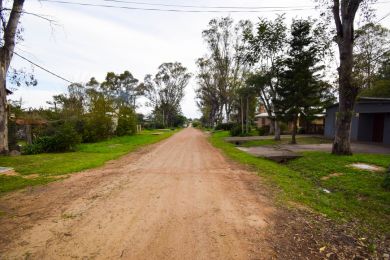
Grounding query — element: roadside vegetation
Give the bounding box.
[0,130,175,193]
[210,131,390,236]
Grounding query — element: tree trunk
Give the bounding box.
[332,35,357,154]
[246,96,249,134]
[291,116,298,144]
[331,0,361,155]
[240,97,244,134]
[269,120,275,135]
[26,124,32,145]
[0,0,26,154]
[0,77,8,154]
[274,121,281,141]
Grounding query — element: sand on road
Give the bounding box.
[0,128,276,259]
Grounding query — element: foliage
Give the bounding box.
[210,131,390,235]
[196,17,251,126]
[191,121,201,128]
[23,123,81,154]
[354,23,390,89]
[142,62,191,127]
[244,15,288,139]
[215,122,235,131]
[359,51,390,97]
[116,106,137,136]
[274,19,334,143]
[229,125,242,136]
[257,126,269,136]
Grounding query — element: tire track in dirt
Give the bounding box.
[0,128,276,259]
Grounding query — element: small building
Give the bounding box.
[324,97,390,144]
[255,104,325,134]
[254,104,273,128]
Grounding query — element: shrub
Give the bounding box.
[280,122,288,133]
[22,123,81,154]
[22,141,45,155]
[116,107,137,136]
[50,123,82,152]
[257,126,268,136]
[192,121,201,128]
[82,115,112,142]
[230,125,242,136]
[215,122,235,131]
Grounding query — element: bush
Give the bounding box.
[82,115,112,142]
[116,107,137,136]
[215,122,235,131]
[23,123,81,154]
[192,121,201,128]
[257,126,269,136]
[230,125,242,136]
[280,122,288,133]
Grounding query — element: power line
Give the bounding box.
[100,0,390,9]
[377,11,390,23]
[39,0,314,13]
[13,52,73,84]
[99,0,314,9]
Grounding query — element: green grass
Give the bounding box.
[241,136,331,147]
[0,130,176,193]
[210,131,390,235]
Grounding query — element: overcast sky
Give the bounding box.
[8,0,390,118]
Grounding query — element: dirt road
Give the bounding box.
[0,128,276,259]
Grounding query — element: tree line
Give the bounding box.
[1,0,389,155]
[196,11,389,149]
[8,62,190,154]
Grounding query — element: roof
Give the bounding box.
[255,112,273,118]
[15,118,47,125]
[255,112,325,118]
[327,96,390,108]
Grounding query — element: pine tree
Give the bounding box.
[275,19,334,144]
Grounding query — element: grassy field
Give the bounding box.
[240,136,331,147]
[0,130,176,193]
[210,131,390,235]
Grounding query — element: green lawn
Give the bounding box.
[0,130,176,193]
[240,136,331,147]
[211,131,390,235]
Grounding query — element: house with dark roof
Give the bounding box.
[324,97,390,144]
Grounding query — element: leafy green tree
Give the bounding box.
[197,17,250,124]
[82,78,114,142]
[0,0,27,153]
[274,19,334,144]
[316,0,376,155]
[354,23,390,89]
[142,62,191,127]
[360,51,390,97]
[243,15,287,140]
[116,106,137,136]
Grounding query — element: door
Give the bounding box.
[372,114,385,142]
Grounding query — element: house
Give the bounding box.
[254,104,272,128]
[254,103,325,134]
[324,97,390,144]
